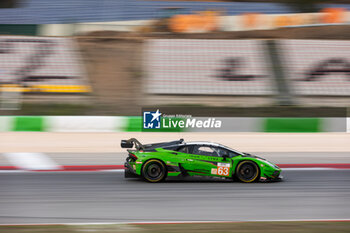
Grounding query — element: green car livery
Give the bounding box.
[122,138,282,183]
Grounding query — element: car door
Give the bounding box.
[213,147,239,177]
[182,145,231,177]
[176,145,204,174]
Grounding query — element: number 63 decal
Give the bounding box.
[211,163,231,176]
[217,166,230,176]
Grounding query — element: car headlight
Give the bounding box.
[258,159,278,169]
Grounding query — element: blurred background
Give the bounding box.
[0,0,350,230]
[0,0,349,117]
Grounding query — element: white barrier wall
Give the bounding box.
[0,116,346,132]
[0,116,12,132]
[46,116,127,132]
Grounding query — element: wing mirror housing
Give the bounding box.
[222,154,229,160]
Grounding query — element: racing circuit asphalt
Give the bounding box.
[0,170,349,224]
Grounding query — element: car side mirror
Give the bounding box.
[222,154,229,160]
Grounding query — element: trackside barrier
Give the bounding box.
[0,116,347,132]
[145,39,350,99]
[0,36,90,94]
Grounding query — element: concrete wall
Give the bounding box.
[0,116,347,132]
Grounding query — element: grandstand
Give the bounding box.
[1,0,350,114]
[0,0,350,24]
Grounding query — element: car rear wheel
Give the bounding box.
[142,159,167,183]
[235,161,260,183]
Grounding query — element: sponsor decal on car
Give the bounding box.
[218,163,231,167]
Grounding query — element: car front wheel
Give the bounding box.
[235,161,260,183]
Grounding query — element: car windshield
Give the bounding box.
[224,147,244,156]
[212,147,241,158]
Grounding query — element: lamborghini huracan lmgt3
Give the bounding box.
[122,138,282,183]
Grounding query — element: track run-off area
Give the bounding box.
[0,169,349,224]
[0,132,349,224]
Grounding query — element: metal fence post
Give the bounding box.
[0,86,22,110]
[265,40,294,106]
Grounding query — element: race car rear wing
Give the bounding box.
[121,138,184,151]
[121,138,143,150]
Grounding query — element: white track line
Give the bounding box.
[1,219,350,226]
[0,170,124,173]
[282,168,339,171]
[0,170,30,173]
[0,167,346,173]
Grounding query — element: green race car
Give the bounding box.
[122,138,282,183]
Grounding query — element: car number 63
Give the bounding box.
[217,166,230,176]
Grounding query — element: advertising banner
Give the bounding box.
[145,39,275,95]
[280,40,350,96]
[0,36,89,93]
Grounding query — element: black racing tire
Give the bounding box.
[141,159,167,183]
[235,161,260,183]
